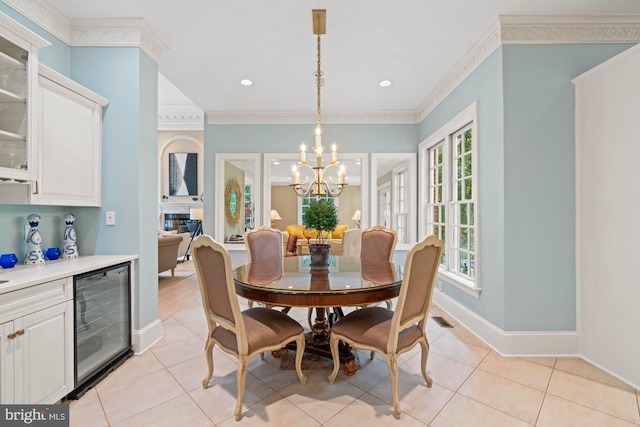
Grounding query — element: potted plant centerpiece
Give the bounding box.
[303,198,338,269]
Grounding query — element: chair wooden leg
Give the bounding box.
[294,334,307,385]
[328,334,341,384]
[202,337,214,388]
[171,267,175,277]
[386,354,401,419]
[419,339,433,386]
[235,356,248,421]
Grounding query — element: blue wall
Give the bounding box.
[418,43,633,332]
[501,43,633,331]
[419,48,507,328]
[70,47,159,329]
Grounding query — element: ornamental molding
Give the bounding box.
[416,15,640,122]
[1,1,166,62]
[70,19,166,63]
[3,0,71,42]
[206,110,418,125]
[158,112,205,131]
[6,3,639,124]
[417,19,502,122]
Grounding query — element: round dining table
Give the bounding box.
[233,255,403,375]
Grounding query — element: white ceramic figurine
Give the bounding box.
[62,213,78,259]
[25,213,45,264]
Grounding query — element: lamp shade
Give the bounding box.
[351,210,361,221]
[190,208,204,221]
[271,210,282,220]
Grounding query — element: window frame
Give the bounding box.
[419,101,480,297]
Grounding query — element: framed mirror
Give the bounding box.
[225,177,242,226]
[215,153,261,243]
[263,152,368,232]
[371,153,417,247]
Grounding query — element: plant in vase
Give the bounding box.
[302,199,338,268]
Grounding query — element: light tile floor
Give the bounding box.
[67,263,640,426]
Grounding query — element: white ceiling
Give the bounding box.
[46,0,640,115]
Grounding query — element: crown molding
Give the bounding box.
[3,0,71,42]
[2,1,166,62]
[417,19,502,123]
[500,15,640,44]
[206,110,417,125]
[417,15,640,122]
[70,18,166,63]
[158,112,205,131]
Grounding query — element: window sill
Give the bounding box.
[437,270,481,298]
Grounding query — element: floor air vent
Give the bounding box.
[431,316,453,328]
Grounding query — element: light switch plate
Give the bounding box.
[106,211,116,226]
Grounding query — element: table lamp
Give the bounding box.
[351,209,361,228]
[270,209,282,228]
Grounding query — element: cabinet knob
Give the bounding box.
[7,332,17,340]
[15,329,25,336]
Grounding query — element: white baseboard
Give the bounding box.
[132,318,163,354]
[433,290,580,357]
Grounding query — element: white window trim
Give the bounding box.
[419,101,481,298]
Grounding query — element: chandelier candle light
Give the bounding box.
[291,9,347,198]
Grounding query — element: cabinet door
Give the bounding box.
[0,14,46,182]
[15,301,74,404]
[0,321,15,404]
[35,76,102,206]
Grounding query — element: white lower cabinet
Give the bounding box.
[0,278,74,404]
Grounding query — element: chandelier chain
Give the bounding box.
[317,33,321,130]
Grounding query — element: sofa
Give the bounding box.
[158,229,191,261]
[284,224,350,256]
[158,234,182,276]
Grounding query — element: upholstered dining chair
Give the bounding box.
[191,234,306,421]
[360,225,397,262]
[328,235,443,419]
[361,225,397,309]
[244,226,284,308]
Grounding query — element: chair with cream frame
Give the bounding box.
[192,235,306,421]
[328,235,443,418]
[244,226,284,309]
[361,225,397,309]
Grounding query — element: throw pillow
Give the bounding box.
[286,225,305,239]
[332,224,348,239]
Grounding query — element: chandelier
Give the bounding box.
[290,9,346,198]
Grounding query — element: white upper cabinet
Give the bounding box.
[0,13,49,182]
[33,65,109,206]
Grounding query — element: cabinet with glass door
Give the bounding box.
[0,14,49,182]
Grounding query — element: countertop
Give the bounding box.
[0,255,138,295]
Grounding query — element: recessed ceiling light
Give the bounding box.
[272,161,280,165]
[240,79,253,86]
[379,80,392,87]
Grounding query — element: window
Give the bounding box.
[378,183,391,228]
[393,169,407,243]
[419,102,478,295]
[299,194,336,224]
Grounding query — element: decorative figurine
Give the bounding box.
[62,213,78,259]
[25,214,45,264]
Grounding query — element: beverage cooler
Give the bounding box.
[67,262,133,399]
